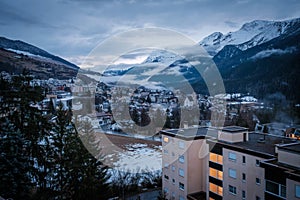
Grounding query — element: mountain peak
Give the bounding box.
[200,17,300,56]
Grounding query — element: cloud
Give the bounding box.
[0,0,299,68]
[250,47,298,60]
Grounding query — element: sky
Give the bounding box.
[0,0,299,68]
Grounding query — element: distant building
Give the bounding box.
[161,126,299,200]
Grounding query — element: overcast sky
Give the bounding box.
[0,0,299,67]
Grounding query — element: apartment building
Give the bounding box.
[161,126,299,200]
[260,143,300,200]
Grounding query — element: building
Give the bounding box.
[161,126,299,200]
[260,143,300,200]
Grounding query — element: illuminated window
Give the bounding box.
[209,183,223,196]
[163,136,169,143]
[209,168,223,180]
[209,153,223,164]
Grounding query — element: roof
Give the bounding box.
[161,127,216,140]
[278,143,300,154]
[221,126,248,133]
[211,132,298,157]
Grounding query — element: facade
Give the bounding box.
[161,126,300,200]
[261,143,300,200]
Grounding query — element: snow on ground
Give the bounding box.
[113,143,162,173]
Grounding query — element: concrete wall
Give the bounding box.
[278,149,300,168]
[287,178,300,200]
[222,148,265,200]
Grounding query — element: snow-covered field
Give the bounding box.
[113,143,162,173]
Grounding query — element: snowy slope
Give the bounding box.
[200,18,300,55]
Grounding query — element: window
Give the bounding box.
[179,141,185,149]
[209,153,223,164]
[209,183,223,196]
[172,178,175,184]
[256,196,260,200]
[256,159,260,166]
[242,173,246,182]
[179,182,184,190]
[164,174,169,180]
[242,190,246,199]
[266,180,286,198]
[229,168,237,179]
[209,168,223,180]
[242,156,246,164]
[179,155,185,163]
[296,185,300,198]
[172,152,175,157]
[163,136,169,143]
[229,185,237,195]
[164,187,168,193]
[229,152,237,161]
[256,178,261,185]
[164,149,168,154]
[172,165,175,171]
[179,168,184,177]
[172,192,175,199]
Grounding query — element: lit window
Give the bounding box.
[229,168,237,179]
[209,152,223,164]
[256,178,261,185]
[229,185,237,195]
[179,155,184,163]
[163,136,169,143]
[179,182,184,190]
[296,185,300,198]
[229,152,237,161]
[209,183,223,196]
[209,168,223,180]
[179,168,184,177]
[179,141,185,149]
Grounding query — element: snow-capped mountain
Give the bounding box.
[200,18,300,56]
[0,36,79,79]
[0,36,79,70]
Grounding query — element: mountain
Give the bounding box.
[0,36,79,79]
[82,18,300,102]
[200,18,300,56]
